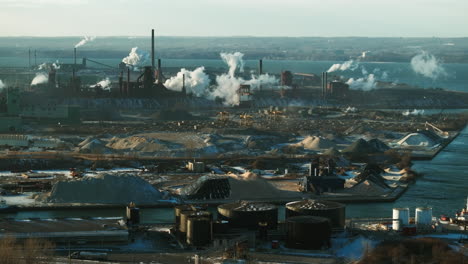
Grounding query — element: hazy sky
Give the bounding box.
[0,0,466,37]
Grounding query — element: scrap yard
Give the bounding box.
[0,29,467,263]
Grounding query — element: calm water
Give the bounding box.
[1,57,468,92]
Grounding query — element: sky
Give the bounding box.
[0,0,466,37]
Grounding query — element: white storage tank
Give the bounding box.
[415,207,432,230]
[392,208,409,231]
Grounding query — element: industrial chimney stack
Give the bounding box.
[151,29,155,72]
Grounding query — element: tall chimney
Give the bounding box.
[157,59,162,83]
[74,48,77,66]
[34,50,37,67]
[119,71,123,95]
[127,67,131,96]
[151,29,155,71]
[28,49,31,68]
[182,73,186,94]
[259,59,263,75]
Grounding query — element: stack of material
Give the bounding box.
[44,174,163,204]
[323,147,341,156]
[368,138,390,152]
[296,136,336,150]
[397,130,441,147]
[342,139,379,154]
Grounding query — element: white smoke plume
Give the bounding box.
[0,79,5,90]
[245,73,278,90]
[91,78,111,90]
[37,61,61,71]
[346,74,376,91]
[211,74,242,106]
[402,109,425,116]
[31,72,48,86]
[210,52,279,106]
[327,60,359,73]
[164,67,210,96]
[75,36,96,48]
[411,51,447,80]
[122,47,150,69]
[220,52,245,77]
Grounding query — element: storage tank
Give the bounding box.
[179,211,212,234]
[392,208,410,231]
[187,216,212,247]
[285,216,331,250]
[415,207,432,230]
[217,201,278,229]
[174,205,197,230]
[285,200,345,229]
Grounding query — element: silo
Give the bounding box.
[392,208,410,231]
[180,211,212,235]
[285,200,345,229]
[187,216,212,247]
[415,207,432,230]
[285,216,331,250]
[217,201,278,229]
[174,205,197,231]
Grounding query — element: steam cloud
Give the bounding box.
[38,61,60,70]
[346,74,377,91]
[402,109,425,116]
[122,47,150,69]
[91,78,111,90]
[220,52,245,77]
[410,51,447,80]
[164,67,210,96]
[0,79,5,90]
[75,36,96,48]
[327,60,359,73]
[31,72,48,86]
[165,52,278,106]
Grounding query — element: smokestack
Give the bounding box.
[74,48,77,66]
[34,50,37,67]
[127,67,130,96]
[28,49,31,68]
[182,73,186,94]
[259,59,263,75]
[119,71,123,95]
[151,29,155,72]
[157,59,162,83]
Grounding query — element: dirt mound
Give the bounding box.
[44,174,163,204]
[78,139,110,154]
[228,175,298,200]
[106,136,169,152]
[342,139,379,154]
[368,138,390,152]
[323,147,341,156]
[296,136,336,150]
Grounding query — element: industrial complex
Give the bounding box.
[0,29,467,263]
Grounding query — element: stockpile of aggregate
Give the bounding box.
[295,136,336,150]
[342,139,379,154]
[44,174,163,204]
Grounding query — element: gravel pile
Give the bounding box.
[45,173,163,204]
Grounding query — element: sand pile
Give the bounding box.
[106,136,169,152]
[368,139,390,152]
[296,136,336,150]
[44,174,163,204]
[323,147,341,156]
[78,139,110,154]
[344,180,390,196]
[342,139,379,154]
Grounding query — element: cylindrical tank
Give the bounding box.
[174,205,197,230]
[217,201,278,229]
[285,200,345,229]
[179,211,212,234]
[126,205,140,225]
[392,208,410,231]
[285,216,331,250]
[415,207,432,230]
[187,216,212,247]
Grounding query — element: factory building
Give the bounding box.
[327,81,349,99]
